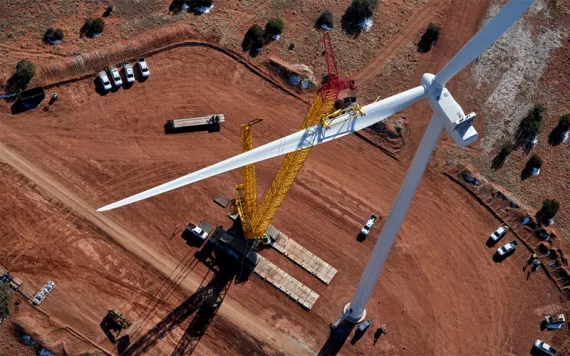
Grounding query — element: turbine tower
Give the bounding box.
[98,0,535,325]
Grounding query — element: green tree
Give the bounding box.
[43,27,64,44]
[315,10,334,30]
[82,18,105,37]
[417,23,440,53]
[492,142,513,169]
[515,104,546,148]
[540,199,560,220]
[242,24,264,56]
[264,18,284,41]
[341,0,375,36]
[0,284,13,319]
[6,59,36,93]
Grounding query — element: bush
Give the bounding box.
[104,5,114,17]
[0,284,13,319]
[417,23,440,53]
[82,18,105,37]
[6,59,36,93]
[526,154,542,170]
[43,27,64,44]
[492,142,513,169]
[264,18,284,41]
[515,104,546,149]
[548,114,570,146]
[316,10,334,30]
[341,0,375,36]
[540,199,560,220]
[242,24,264,56]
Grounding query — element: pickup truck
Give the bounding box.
[108,66,123,87]
[490,223,509,242]
[98,71,112,91]
[182,222,209,247]
[358,215,378,241]
[124,62,135,83]
[138,57,150,78]
[534,340,557,355]
[497,240,519,256]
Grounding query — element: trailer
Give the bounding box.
[165,114,225,134]
[17,86,45,109]
[544,314,566,329]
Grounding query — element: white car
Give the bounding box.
[137,57,150,78]
[497,240,518,256]
[108,66,123,87]
[124,62,135,83]
[98,71,112,91]
[32,295,43,305]
[490,223,509,242]
[534,340,557,355]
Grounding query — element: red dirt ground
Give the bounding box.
[1,1,569,355]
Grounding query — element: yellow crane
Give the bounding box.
[234,33,356,241]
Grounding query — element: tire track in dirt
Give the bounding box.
[354,0,446,84]
[0,139,313,356]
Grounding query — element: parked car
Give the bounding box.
[534,340,557,355]
[137,57,150,78]
[108,66,123,87]
[124,62,135,83]
[98,71,112,91]
[490,223,509,242]
[497,240,519,256]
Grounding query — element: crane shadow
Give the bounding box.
[122,248,240,355]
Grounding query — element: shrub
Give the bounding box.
[82,18,105,37]
[492,142,513,169]
[341,0,374,36]
[515,104,546,149]
[264,18,284,41]
[540,199,560,220]
[549,114,570,146]
[104,5,114,17]
[316,9,334,30]
[417,23,440,53]
[6,59,36,93]
[526,154,542,170]
[0,284,12,319]
[43,27,64,44]
[242,24,264,56]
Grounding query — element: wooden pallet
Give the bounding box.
[266,225,337,285]
[254,255,319,310]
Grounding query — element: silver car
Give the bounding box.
[98,71,112,91]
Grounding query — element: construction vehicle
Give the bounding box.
[534,340,557,355]
[106,309,131,330]
[358,215,378,241]
[233,32,356,243]
[544,314,566,329]
[489,223,509,242]
[497,240,518,256]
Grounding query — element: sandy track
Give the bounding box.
[0,138,312,356]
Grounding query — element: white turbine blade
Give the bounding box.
[97,86,426,212]
[434,0,534,87]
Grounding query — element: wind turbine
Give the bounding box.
[98,0,534,325]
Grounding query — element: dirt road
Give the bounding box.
[0,137,313,356]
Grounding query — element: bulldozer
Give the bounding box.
[106,309,131,330]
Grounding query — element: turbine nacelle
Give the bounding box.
[422,73,478,148]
